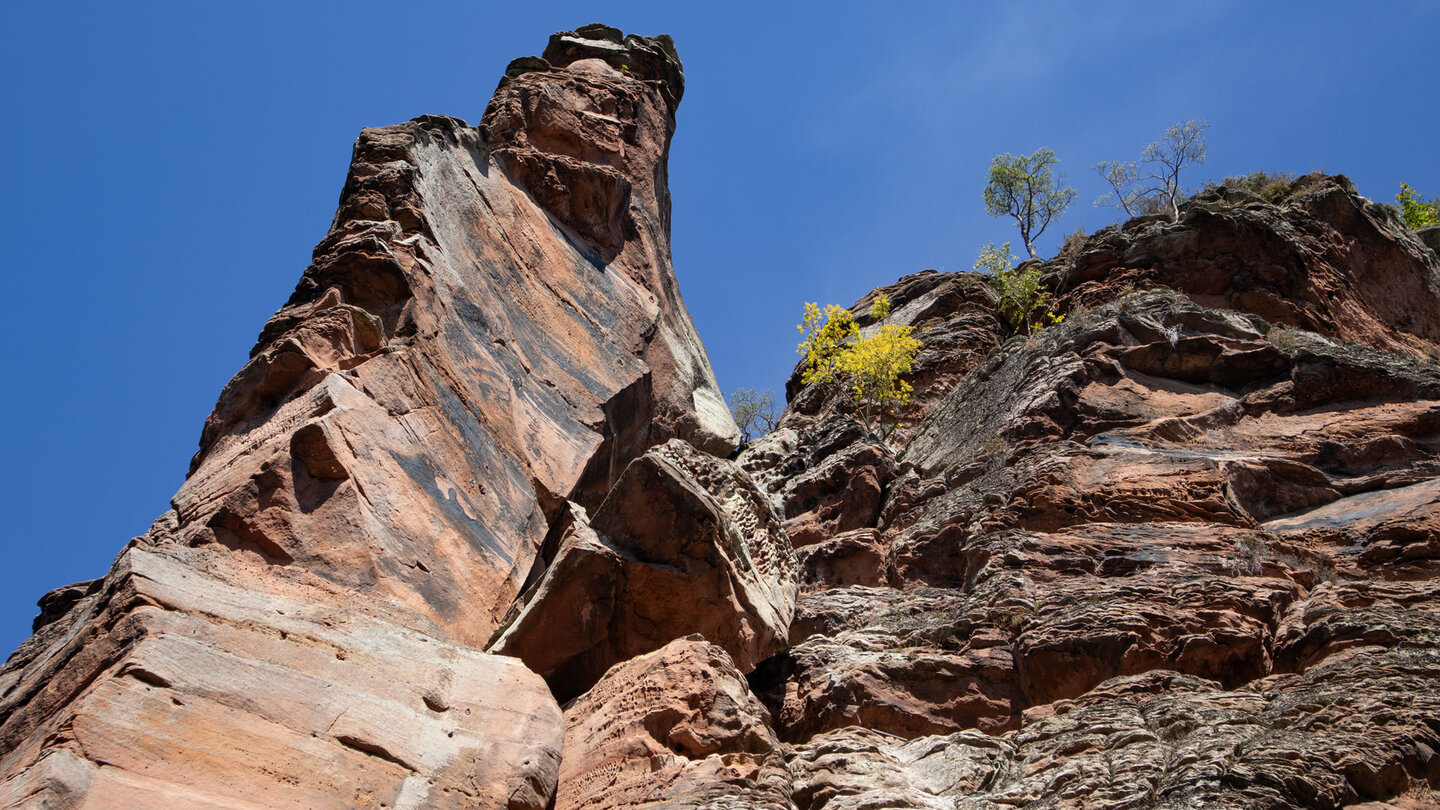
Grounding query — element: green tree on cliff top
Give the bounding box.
[983,148,1077,260]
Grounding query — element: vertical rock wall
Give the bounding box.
[0,25,752,809]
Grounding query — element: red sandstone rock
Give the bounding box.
[1060,175,1440,359]
[788,726,1013,810]
[176,26,736,648]
[1,26,736,808]
[0,548,562,809]
[489,439,797,701]
[555,638,793,810]
[745,202,1440,806]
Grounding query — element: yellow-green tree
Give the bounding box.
[1397,182,1439,230]
[797,293,921,429]
[797,302,857,386]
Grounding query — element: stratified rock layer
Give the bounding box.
[1,25,737,809]
[1,549,563,810]
[742,178,1440,808]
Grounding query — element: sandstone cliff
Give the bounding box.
[0,25,766,809]
[5,24,1440,810]
[743,174,1440,808]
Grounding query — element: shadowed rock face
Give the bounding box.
[0,25,737,809]
[490,439,797,702]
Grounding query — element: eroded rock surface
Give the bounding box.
[1060,174,1440,359]
[491,439,797,700]
[179,24,737,647]
[556,638,794,810]
[0,548,563,810]
[740,180,1440,808]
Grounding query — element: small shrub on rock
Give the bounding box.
[1210,170,1298,203]
[1058,226,1089,262]
[975,241,1063,335]
[1397,182,1440,230]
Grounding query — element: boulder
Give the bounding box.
[0,549,562,810]
[555,638,794,810]
[490,439,797,700]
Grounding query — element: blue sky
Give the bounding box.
[2,2,1436,653]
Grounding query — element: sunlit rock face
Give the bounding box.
[743,177,1440,807]
[555,638,795,810]
[0,24,737,809]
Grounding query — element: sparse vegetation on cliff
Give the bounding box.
[1397,182,1439,230]
[983,148,1076,260]
[975,241,1062,335]
[797,293,921,429]
[1210,170,1300,203]
[1094,119,1210,221]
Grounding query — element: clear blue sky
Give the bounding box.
[2,1,1436,654]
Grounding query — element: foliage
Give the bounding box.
[974,241,1064,335]
[983,148,1077,260]
[1094,119,1210,221]
[797,302,858,387]
[796,293,921,430]
[1397,182,1440,230]
[973,240,1018,275]
[1058,226,1089,261]
[1209,170,1298,203]
[728,388,780,443]
[869,292,893,320]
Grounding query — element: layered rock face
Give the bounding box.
[742,178,1440,808]
[5,22,1440,810]
[0,25,760,809]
